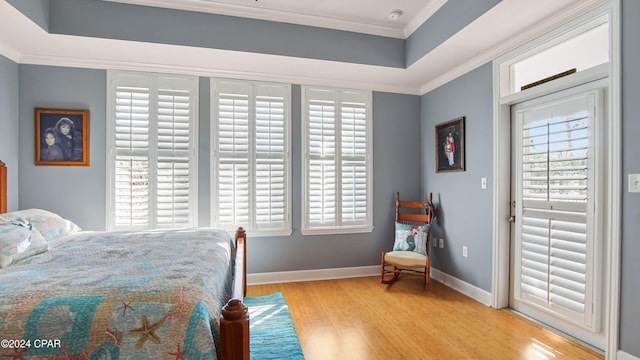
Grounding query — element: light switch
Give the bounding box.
[630,174,640,193]
[481,177,487,190]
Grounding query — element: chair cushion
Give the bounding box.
[384,251,427,268]
[393,221,429,255]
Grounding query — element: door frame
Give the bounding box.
[491,2,621,358]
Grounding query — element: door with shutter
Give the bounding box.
[509,83,605,349]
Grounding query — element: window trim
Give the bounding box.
[301,85,374,236]
[105,70,199,231]
[210,78,292,237]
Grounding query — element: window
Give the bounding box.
[106,71,198,231]
[499,15,610,97]
[301,86,373,235]
[211,79,291,236]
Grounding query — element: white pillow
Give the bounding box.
[0,209,80,242]
[0,219,48,268]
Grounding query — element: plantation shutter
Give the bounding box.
[302,87,372,234]
[514,91,599,330]
[255,90,287,229]
[307,92,337,226]
[212,80,291,235]
[108,72,197,231]
[156,88,192,226]
[216,90,250,227]
[114,84,151,227]
[341,95,368,224]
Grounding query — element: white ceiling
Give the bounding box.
[103,0,447,38]
[0,0,605,95]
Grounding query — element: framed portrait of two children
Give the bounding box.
[35,108,90,166]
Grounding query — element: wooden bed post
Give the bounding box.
[0,161,7,213]
[235,227,247,297]
[220,299,249,360]
[220,227,250,360]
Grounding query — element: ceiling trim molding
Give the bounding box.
[0,41,20,63]
[18,53,420,95]
[403,0,447,38]
[417,0,607,95]
[103,0,407,38]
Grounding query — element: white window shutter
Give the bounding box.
[302,87,372,234]
[212,80,291,235]
[114,85,150,227]
[341,99,368,224]
[156,89,193,226]
[216,92,251,228]
[108,72,198,231]
[255,94,287,229]
[308,98,337,226]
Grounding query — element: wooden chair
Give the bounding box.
[381,192,435,289]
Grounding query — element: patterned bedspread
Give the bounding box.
[0,228,235,360]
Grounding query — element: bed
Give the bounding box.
[0,161,250,360]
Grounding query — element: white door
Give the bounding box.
[510,81,605,349]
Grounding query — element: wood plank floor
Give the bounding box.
[247,276,604,360]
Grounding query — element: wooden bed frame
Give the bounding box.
[0,161,6,214]
[221,227,250,359]
[0,160,250,360]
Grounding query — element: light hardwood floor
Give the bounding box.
[247,276,604,360]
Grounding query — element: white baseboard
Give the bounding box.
[248,265,492,307]
[618,350,640,360]
[247,265,380,285]
[430,267,493,307]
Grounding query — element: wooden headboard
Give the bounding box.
[0,160,6,213]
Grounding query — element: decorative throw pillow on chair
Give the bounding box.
[393,222,430,256]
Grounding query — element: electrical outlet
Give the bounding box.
[439,238,444,248]
[463,246,468,257]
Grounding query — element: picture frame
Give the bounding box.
[35,108,90,166]
[435,117,465,173]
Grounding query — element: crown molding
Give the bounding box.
[0,40,20,63]
[18,53,420,96]
[103,0,406,38]
[403,0,448,38]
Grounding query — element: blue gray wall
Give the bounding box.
[15,64,423,273]
[44,0,405,68]
[17,65,107,230]
[620,0,640,356]
[0,55,19,211]
[420,62,494,292]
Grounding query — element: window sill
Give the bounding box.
[218,227,293,238]
[300,225,374,236]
